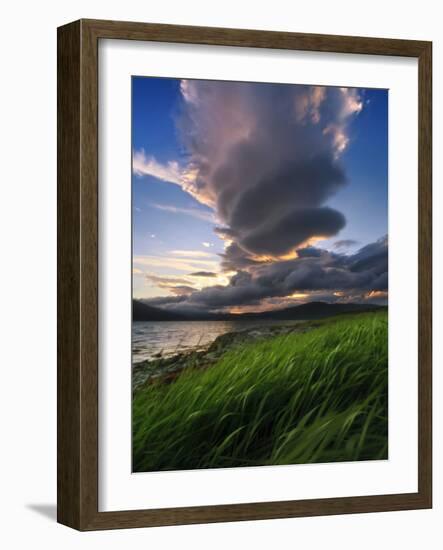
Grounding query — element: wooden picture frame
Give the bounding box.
[57,18,432,530]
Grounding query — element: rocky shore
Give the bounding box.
[132,322,314,391]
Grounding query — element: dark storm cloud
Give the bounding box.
[225,155,347,252]
[239,207,346,256]
[146,295,187,307]
[175,81,363,259]
[371,272,388,291]
[219,235,341,272]
[219,243,264,271]
[146,236,388,313]
[296,246,330,258]
[348,236,388,274]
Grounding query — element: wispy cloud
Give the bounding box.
[170,250,216,258]
[133,150,183,184]
[133,260,230,293]
[150,203,214,223]
[189,271,218,278]
[133,149,205,204]
[144,274,197,296]
[145,274,194,286]
[133,255,219,273]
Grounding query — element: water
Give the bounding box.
[132,319,302,364]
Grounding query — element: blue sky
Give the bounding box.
[132,78,225,284]
[324,89,388,248]
[132,77,388,311]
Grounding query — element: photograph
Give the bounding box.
[52,12,434,532]
[131,76,389,473]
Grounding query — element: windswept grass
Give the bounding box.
[133,311,388,472]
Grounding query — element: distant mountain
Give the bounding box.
[133,299,383,322]
[237,301,382,320]
[133,300,188,321]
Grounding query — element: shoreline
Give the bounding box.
[132,310,386,391]
[132,321,315,391]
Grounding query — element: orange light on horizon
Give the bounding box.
[366,290,388,299]
[289,292,309,299]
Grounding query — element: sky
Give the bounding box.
[132,77,388,314]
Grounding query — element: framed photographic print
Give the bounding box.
[57,19,432,530]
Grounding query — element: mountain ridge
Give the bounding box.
[133,299,384,322]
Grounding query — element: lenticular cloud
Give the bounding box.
[134,79,363,263]
[177,80,362,260]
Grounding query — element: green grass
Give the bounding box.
[132,310,388,472]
